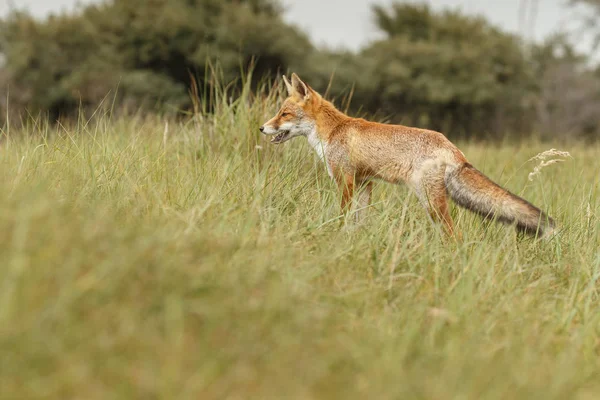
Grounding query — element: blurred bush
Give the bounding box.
[0,0,312,119]
[364,4,537,136]
[1,0,600,139]
[530,35,600,140]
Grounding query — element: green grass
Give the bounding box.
[0,87,599,399]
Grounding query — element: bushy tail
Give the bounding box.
[445,163,555,238]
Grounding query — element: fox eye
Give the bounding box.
[281,112,290,117]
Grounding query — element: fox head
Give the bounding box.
[260,73,319,144]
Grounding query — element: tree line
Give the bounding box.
[1,0,600,139]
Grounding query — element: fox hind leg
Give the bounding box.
[414,173,457,237]
[430,189,455,237]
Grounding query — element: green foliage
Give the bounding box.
[0,0,311,118]
[356,3,535,135]
[530,34,600,139]
[2,0,600,139]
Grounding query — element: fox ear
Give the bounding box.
[282,75,294,96]
[291,73,311,100]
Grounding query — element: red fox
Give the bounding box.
[259,73,555,238]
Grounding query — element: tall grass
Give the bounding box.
[0,77,599,399]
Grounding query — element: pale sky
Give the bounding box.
[283,0,581,50]
[0,0,589,51]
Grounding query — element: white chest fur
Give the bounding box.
[307,129,334,178]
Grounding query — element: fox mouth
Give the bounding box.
[270,130,291,144]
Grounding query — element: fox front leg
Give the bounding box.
[335,172,372,225]
[337,172,355,214]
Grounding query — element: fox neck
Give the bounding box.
[304,98,349,171]
[311,97,350,142]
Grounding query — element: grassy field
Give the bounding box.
[0,86,599,399]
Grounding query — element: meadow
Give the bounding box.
[0,83,598,399]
